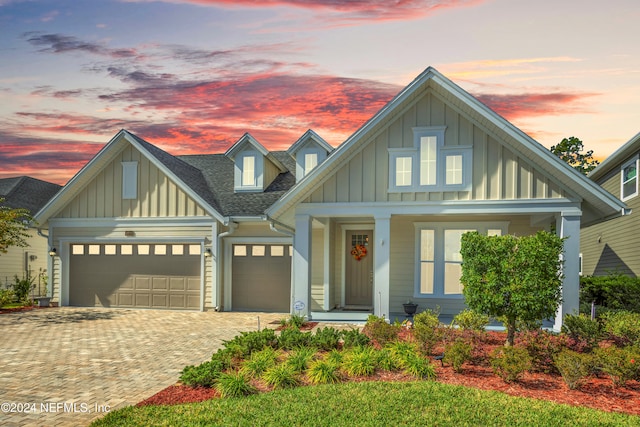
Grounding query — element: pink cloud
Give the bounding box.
[475,92,598,121]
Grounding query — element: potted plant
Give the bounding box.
[403,300,418,317]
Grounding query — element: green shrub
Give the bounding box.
[580,274,640,314]
[325,349,344,365]
[341,346,378,377]
[286,346,317,373]
[262,364,300,389]
[601,311,640,346]
[453,309,490,331]
[215,371,256,397]
[375,348,401,372]
[561,313,601,350]
[306,359,342,384]
[399,353,436,380]
[593,346,640,388]
[340,327,371,349]
[180,358,227,388]
[553,349,593,390]
[278,328,313,350]
[413,309,443,354]
[362,315,400,346]
[279,314,307,330]
[490,346,531,383]
[240,347,279,378]
[312,327,342,351]
[12,274,35,303]
[222,329,278,358]
[387,341,421,360]
[516,330,568,374]
[0,288,14,306]
[443,339,472,373]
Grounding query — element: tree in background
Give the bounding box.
[0,198,32,254]
[550,136,599,175]
[460,231,564,346]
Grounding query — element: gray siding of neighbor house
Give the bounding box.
[581,153,640,277]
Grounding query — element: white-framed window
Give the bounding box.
[234,151,263,191]
[121,161,138,199]
[388,127,472,192]
[296,147,327,181]
[415,222,508,297]
[621,158,638,201]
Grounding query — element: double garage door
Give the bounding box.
[232,244,292,312]
[69,243,201,310]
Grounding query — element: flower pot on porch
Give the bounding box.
[403,303,418,317]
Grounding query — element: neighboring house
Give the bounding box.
[34,67,626,330]
[0,176,61,292]
[581,131,639,277]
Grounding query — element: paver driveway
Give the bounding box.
[0,307,286,426]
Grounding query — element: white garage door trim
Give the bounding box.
[59,238,206,310]
[223,237,293,311]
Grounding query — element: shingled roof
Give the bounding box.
[179,151,296,217]
[0,176,61,214]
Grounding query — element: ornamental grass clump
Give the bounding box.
[215,371,256,398]
[553,349,593,390]
[306,359,342,384]
[240,347,279,378]
[341,346,378,377]
[490,346,531,383]
[262,363,300,389]
[286,346,317,373]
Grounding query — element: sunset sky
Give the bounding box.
[1,0,639,185]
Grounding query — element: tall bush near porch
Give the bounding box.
[460,231,564,346]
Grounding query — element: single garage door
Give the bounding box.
[232,244,291,312]
[69,243,201,309]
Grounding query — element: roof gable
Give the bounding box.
[35,130,224,223]
[287,129,334,156]
[266,67,626,224]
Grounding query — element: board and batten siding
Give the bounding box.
[55,145,206,219]
[387,215,544,316]
[307,90,566,205]
[581,161,640,277]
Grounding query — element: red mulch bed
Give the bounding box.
[0,305,51,314]
[138,330,640,416]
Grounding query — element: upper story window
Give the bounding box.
[388,126,472,192]
[296,147,326,181]
[121,161,138,199]
[621,158,638,201]
[235,151,263,192]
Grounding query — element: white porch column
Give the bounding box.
[554,214,581,331]
[374,214,391,319]
[293,214,312,317]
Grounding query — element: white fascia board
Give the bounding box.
[589,131,640,181]
[287,129,334,155]
[295,199,583,218]
[48,216,216,228]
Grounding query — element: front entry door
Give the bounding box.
[345,230,373,307]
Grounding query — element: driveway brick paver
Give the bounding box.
[0,307,287,426]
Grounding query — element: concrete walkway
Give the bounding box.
[0,307,291,426]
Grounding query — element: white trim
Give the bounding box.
[223,236,293,311]
[620,157,638,201]
[296,199,583,217]
[48,216,215,228]
[121,161,138,199]
[413,221,509,299]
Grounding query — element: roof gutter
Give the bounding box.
[267,216,295,236]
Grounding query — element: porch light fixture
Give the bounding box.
[49,248,57,257]
[204,248,213,257]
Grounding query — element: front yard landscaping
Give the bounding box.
[91,310,640,426]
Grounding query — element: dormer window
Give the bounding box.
[304,152,318,175]
[235,151,262,191]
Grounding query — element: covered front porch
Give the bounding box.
[289,201,582,330]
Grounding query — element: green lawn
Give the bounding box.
[92,381,639,427]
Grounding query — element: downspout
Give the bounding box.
[215,220,238,311]
[268,216,295,236]
[37,228,53,299]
